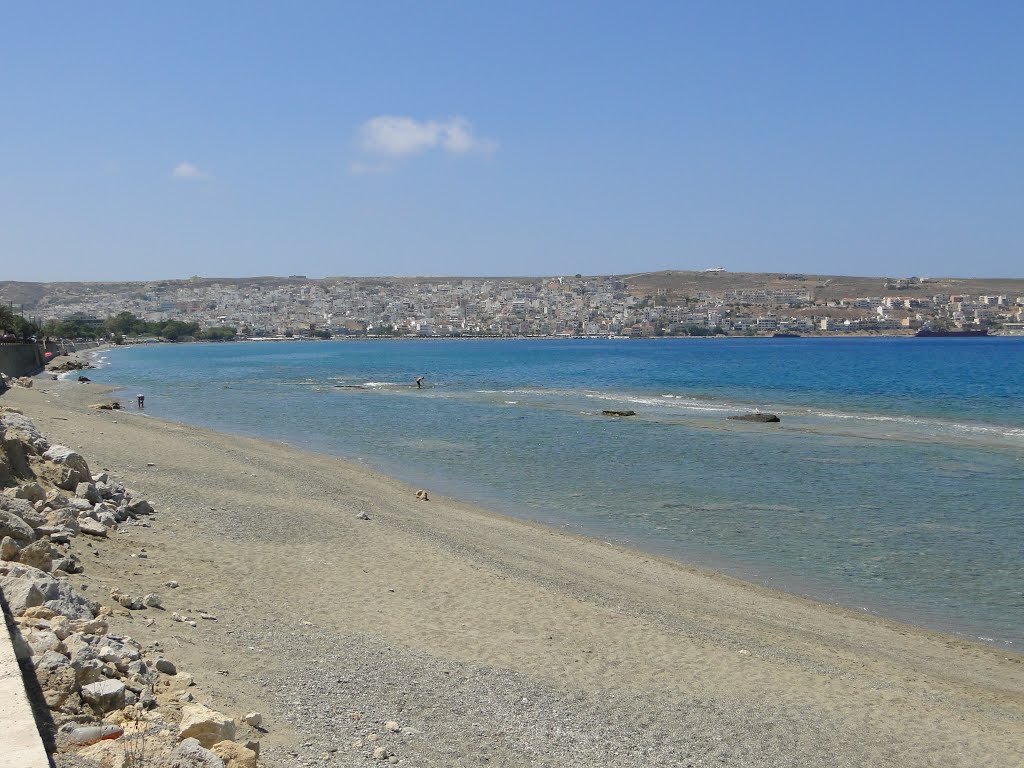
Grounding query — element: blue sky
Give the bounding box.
[2,2,1021,281]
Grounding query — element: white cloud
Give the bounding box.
[357,115,498,158]
[171,161,208,179]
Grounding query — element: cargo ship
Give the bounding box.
[915,326,989,337]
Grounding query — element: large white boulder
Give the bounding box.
[0,411,49,450]
[42,445,91,490]
[178,704,237,748]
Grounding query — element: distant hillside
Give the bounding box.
[620,271,1024,302]
[4,271,1024,311]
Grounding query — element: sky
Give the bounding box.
[2,1,1022,281]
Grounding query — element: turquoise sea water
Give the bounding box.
[86,338,1024,648]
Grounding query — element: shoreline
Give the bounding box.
[3,379,1023,765]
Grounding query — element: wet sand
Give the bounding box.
[4,380,1023,767]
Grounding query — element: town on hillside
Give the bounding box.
[3,271,1024,341]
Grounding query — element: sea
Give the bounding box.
[83,337,1024,649]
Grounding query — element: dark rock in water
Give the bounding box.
[602,410,636,417]
[78,376,91,383]
[728,413,780,423]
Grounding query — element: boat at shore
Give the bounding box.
[915,326,989,337]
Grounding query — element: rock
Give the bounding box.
[0,565,93,618]
[35,649,70,673]
[140,687,157,709]
[22,626,61,655]
[17,538,53,571]
[52,553,83,574]
[144,592,163,608]
[155,656,177,675]
[80,679,126,714]
[1,535,20,561]
[75,482,102,504]
[372,745,390,761]
[44,488,66,506]
[178,703,237,748]
[174,672,196,688]
[68,498,94,513]
[242,740,259,758]
[415,489,429,501]
[211,740,257,768]
[0,565,48,613]
[0,411,48,450]
[15,482,47,503]
[602,410,636,416]
[1,495,40,518]
[18,604,57,620]
[161,738,227,768]
[385,720,401,732]
[42,445,92,490]
[728,412,781,423]
[44,593,95,620]
[127,498,155,516]
[165,580,180,588]
[241,712,262,727]
[111,589,145,610]
[47,507,81,534]
[40,664,80,711]
[356,511,370,520]
[4,496,47,529]
[78,518,109,537]
[67,617,108,636]
[0,509,35,545]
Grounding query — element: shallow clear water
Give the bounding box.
[86,337,1024,648]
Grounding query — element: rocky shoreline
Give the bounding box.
[1,406,262,767]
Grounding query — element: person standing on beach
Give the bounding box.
[415,376,424,389]
[137,393,145,409]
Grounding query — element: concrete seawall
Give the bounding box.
[1,601,52,767]
[0,344,44,378]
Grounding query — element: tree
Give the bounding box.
[198,327,237,341]
[0,305,16,333]
[105,311,147,336]
[13,316,39,342]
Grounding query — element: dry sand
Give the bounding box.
[4,379,1023,767]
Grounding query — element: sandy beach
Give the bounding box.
[3,377,1023,767]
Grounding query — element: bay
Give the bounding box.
[86,337,1024,648]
